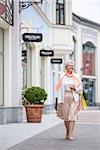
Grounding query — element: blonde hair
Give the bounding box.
[65,60,74,67]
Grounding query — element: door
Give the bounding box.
[82,78,95,106]
[52,63,63,104]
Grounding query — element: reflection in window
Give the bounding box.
[82,42,95,76]
[82,78,95,106]
[56,0,65,25]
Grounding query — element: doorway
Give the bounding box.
[82,78,95,106]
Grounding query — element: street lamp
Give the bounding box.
[69,51,74,59]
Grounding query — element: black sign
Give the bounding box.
[40,50,54,56]
[22,50,27,57]
[22,33,42,42]
[51,58,62,64]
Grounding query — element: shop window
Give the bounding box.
[82,78,95,106]
[82,42,95,76]
[56,0,65,25]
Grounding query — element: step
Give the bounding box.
[86,106,100,110]
[78,110,100,123]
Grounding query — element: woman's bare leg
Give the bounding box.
[68,121,75,140]
[64,121,69,138]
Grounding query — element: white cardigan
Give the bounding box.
[58,73,83,103]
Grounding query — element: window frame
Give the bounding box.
[82,42,95,76]
[56,0,65,25]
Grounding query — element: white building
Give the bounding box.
[72,13,100,106]
[0,0,22,124]
[21,0,73,113]
[0,0,72,124]
[21,0,100,114]
[0,0,100,124]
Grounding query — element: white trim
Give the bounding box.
[33,5,72,29]
[82,75,96,79]
[0,18,9,29]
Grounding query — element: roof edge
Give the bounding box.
[72,13,100,30]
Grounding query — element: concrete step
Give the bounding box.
[78,110,100,123]
[86,106,100,110]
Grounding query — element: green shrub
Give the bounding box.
[22,86,48,105]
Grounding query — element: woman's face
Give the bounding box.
[65,63,74,73]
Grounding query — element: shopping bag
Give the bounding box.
[55,97,58,110]
[78,94,87,111]
[57,103,64,119]
[81,94,87,110]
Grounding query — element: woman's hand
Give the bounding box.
[70,84,76,91]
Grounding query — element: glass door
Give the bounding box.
[82,78,95,106]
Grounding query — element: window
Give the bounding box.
[56,0,65,25]
[0,28,4,105]
[82,78,95,106]
[82,42,95,76]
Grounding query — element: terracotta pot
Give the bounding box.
[25,105,44,123]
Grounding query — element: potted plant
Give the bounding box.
[22,86,47,123]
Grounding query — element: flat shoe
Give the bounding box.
[65,134,69,139]
[66,135,69,139]
[67,136,75,140]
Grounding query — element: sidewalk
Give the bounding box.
[8,123,100,150]
[0,114,63,150]
[0,110,100,150]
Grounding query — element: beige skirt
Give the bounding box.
[57,91,79,121]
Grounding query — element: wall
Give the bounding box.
[0,0,23,124]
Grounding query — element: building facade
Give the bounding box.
[21,0,100,114]
[72,14,100,106]
[0,0,22,124]
[0,0,100,124]
[21,0,73,113]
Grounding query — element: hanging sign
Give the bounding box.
[51,58,62,64]
[22,50,27,57]
[40,50,54,57]
[22,33,42,42]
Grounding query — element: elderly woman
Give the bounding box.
[56,60,83,140]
